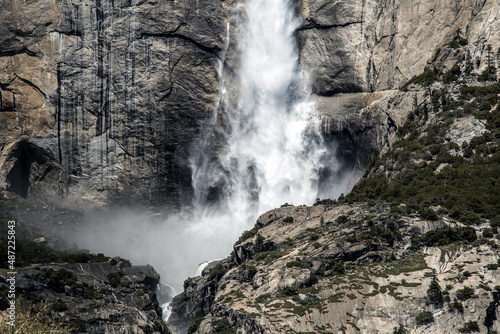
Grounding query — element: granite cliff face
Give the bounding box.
[299,0,500,94]
[0,0,226,208]
[1,0,500,208]
[299,0,500,186]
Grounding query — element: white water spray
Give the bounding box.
[190,0,335,223]
[73,0,339,322]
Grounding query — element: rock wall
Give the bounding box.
[0,0,226,208]
[299,0,500,95]
[1,0,500,208]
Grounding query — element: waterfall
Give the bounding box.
[191,0,335,223]
[73,0,338,319]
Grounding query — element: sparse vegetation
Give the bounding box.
[415,311,434,326]
[456,287,475,301]
[0,301,73,333]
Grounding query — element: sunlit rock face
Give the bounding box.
[299,0,500,95]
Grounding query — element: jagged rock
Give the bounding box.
[170,204,500,334]
[315,90,419,192]
[168,260,233,334]
[2,262,169,333]
[445,116,487,146]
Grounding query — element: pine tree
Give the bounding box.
[487,44,492,71]
[427,275,444,308]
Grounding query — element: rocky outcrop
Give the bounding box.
[170,204,500,334]
[1,260,169,333]
[315,90,421,192]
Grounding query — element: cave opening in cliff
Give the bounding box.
[6,142,38,198]
[6,141,56,198]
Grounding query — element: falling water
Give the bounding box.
[74,0,338,322]
[190,0,334,223]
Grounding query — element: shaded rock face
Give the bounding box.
[0,0,226,208]
[2,261,169,333]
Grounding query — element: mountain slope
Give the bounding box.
[169,57,500,333]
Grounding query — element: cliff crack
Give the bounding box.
[0,48,37,58]
[298,19,363,31]
[109,136,134,158]
[14,74,47,98]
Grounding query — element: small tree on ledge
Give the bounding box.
[427,274,444,308]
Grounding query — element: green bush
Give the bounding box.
[314,198,337,206]
[401,67,438,91]
[212,318,236,334]
[447,31,468,49]
[207,264,227,280]
[236,224,260,244]
[83,287,103,299]
[458,321,480,333]
[443,65,461,83]
[282,216,294,223]
[416,226,476,247]
[393,324,408,334]
[309,233,320,241]
[44,269,77,293]
[448,298,464,313]
[286,258,312,269]
[419,207,439,221]
[107,272,123,288]
[312,242,322,249]
[456,287,474,301]
[187,318,204,334]
[255,233,266,253]
[336,215,349,224]
[278,285,298,297]
[415,311,434,326]
[486,263,499,270]
[331,261,345,275]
